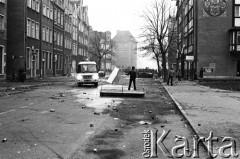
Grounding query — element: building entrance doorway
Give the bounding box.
[0,46,3,74]
[237,60,240,77]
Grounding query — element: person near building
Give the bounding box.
[127,66,137,90]
[176,69,181,81]
[167,68,175,86]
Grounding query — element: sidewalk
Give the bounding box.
[0,76,76,92]
[162,80,240,158]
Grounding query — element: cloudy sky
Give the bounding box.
[83,0,176,69]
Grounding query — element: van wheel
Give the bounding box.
[78,83,82,87]
[94,83,98,87]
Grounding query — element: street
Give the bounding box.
[0,77,209,159]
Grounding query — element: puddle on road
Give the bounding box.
[71,87,123,113]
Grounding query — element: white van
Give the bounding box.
[76,61,99,87]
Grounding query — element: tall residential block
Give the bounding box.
[113,31,137,69]
[176,0,240,79]
[0,0,7,78]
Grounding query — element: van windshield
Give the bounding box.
[77,64,97,73]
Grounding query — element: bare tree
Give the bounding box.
[140,0,177,81]
[140,33,162,76]
[88,31,117,71]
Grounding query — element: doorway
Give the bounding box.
[237,60,240,77]
[0,46,3,74]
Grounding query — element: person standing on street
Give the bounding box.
[127,66,137,90]
[176,69,181,81]
[167,68,175,86]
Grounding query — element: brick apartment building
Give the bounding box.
[64,0,73,76]
[6,0,90,79]
[176,0,240,79]
[70,0,89,73]
[113,31,137,69]
[0,0,7,78]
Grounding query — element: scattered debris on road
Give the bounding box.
[139,121,152,125]
[2,138,7,142]
[50,109,55,112]
[21,117,29,122]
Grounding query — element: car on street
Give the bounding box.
[75,61,99,87]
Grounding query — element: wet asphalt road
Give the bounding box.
[0,77,209,159]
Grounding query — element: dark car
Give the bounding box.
[138,72,153,78]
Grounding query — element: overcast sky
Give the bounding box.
[83,0,176,69]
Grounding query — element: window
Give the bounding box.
[43,5,46,16]
[36,0,40,12]
[46,7,49,18]
[0,15,4,31]
[31,20,35,38]
[57,33,60,45]
[36,49,39,69]
[58,10,61,24]
[60,33,63,46]
[27,0,32,8]
[26,48,31,69]
[61,12,63,26]
[54,8,57,24]
[46,27,49,42]
[42,26,45,41]
[50,9,53,19]
[49,29,52,43]
[36,22,39,39]
[32,0,36,10]
[27,18,31,36]
[235,2,240,26]
[54,31,57,44]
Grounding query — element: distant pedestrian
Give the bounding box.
[176,69,181,81]
[127,66,137,90]
[167,68,175,86]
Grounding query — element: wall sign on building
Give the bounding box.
[203,0,227,17]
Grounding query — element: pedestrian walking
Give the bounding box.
[127,66,137,90]
[176,69,181,81]
[167,68,175,86]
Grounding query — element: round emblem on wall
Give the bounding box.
[203,0,227,17]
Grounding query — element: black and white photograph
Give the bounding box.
[0,0,240,158]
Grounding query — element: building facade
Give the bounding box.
[113,31,137,69]
[6,0,90,79]
[64,0,73,76]
[70,0,89,73]
[176,0,240,79]
[0,0,7,78]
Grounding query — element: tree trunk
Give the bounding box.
[98,58,102,71]
[155,54,161,77]
[162,52,167,82]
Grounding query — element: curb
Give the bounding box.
[161,82,215,159]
